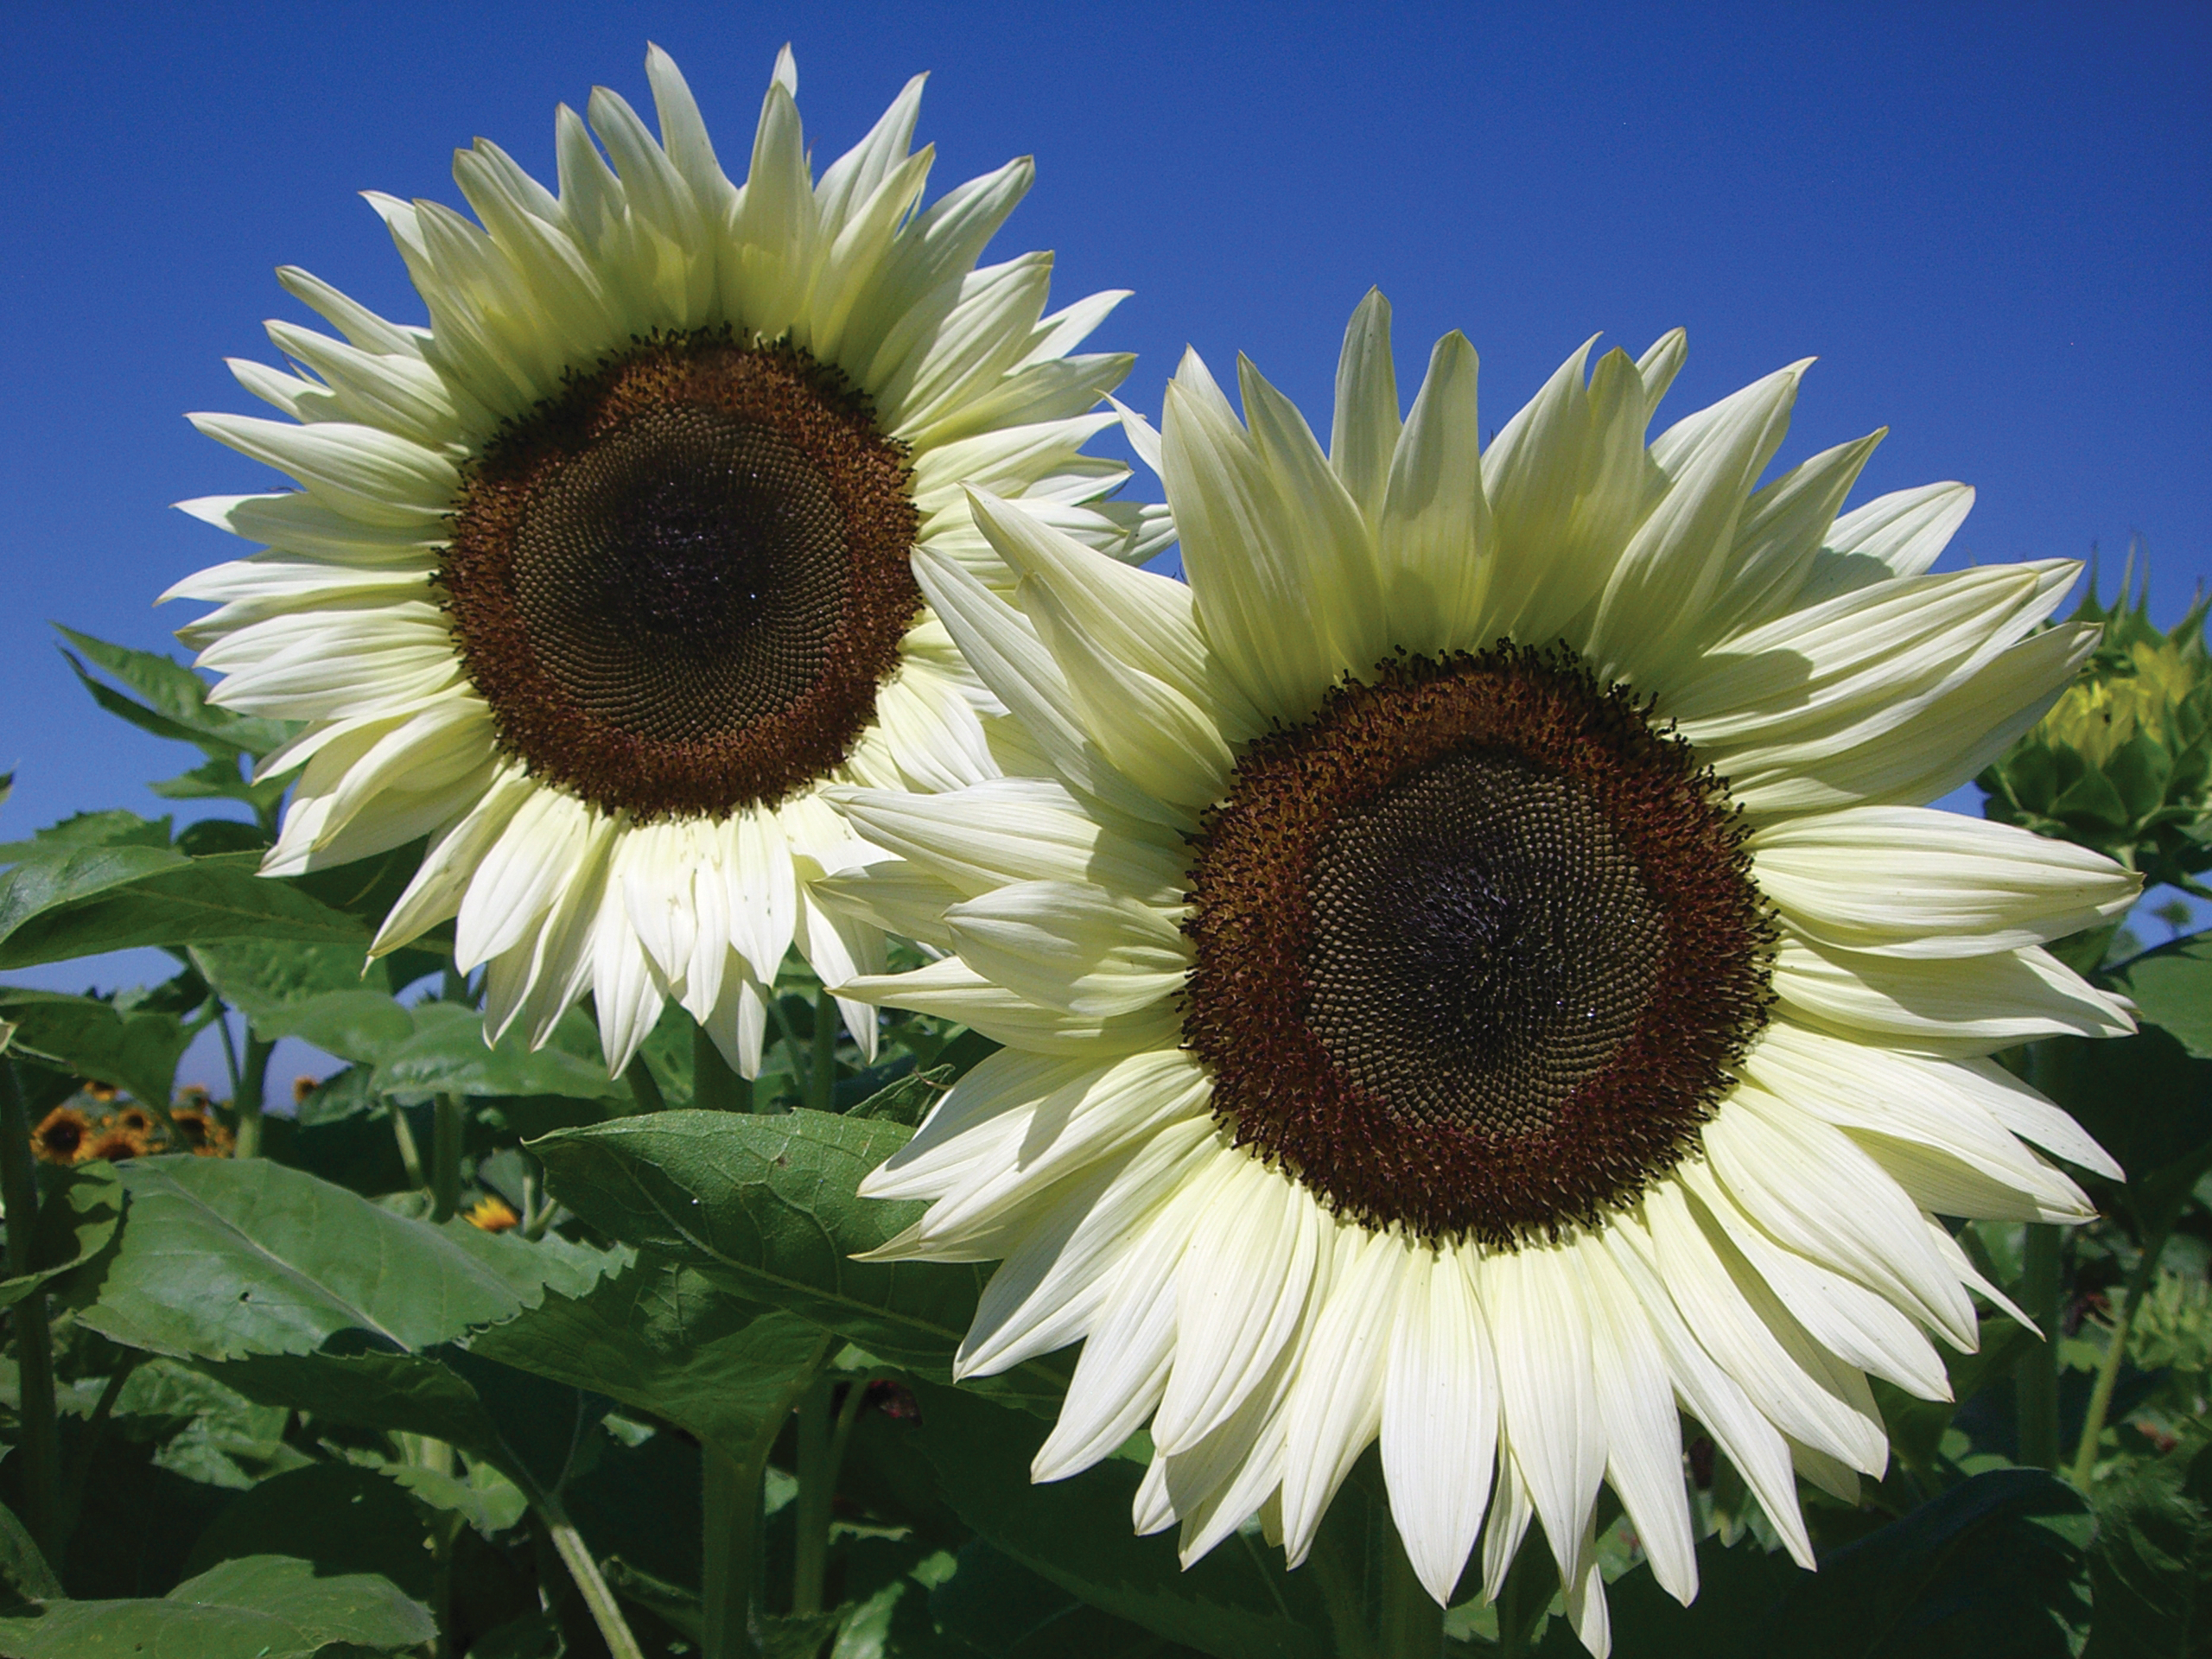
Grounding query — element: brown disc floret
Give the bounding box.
[442,331,922,820]
[1181,646,1774,1247]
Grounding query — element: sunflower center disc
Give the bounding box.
[443,333,920,820]
[1180,647,1774,1246]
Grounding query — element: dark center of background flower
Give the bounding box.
[1181,646,1774,1247]
[444,333,921,821]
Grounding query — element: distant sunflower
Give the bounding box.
[830,295,2137,1650]
[112,1104,158,1137]
[168,1104,234,1158]
[30,1106,92,1166]
[464,1194,522,1233]
[80,1127,151,1164]
[168,44,1163,1077]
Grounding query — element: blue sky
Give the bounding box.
[1,2,2205,1085]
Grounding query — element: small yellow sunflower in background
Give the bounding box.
[464,1194,522,1233]
[30,1105,92,1166]
[169,44,1164,1077]
[827,292,2137,1650]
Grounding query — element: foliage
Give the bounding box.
[0,595,2202,1659]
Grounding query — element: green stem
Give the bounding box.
[694,1022,748,1114]
[808,988,837,1116]
[1376,1518,1443,1659]
[61,1350,143,1547]
[537,1489,646,1659]
[0,1058,60,1565]
[1308,1541,1376,1659]
[213,1002,243,1102]
[2016,1223,2063,1469]
[2070,1233,2167,1489]
[791,1376,836,1616]
[387,1101,426,1193]
[232,1032,275,1159]
[1496,1536,1553,1659]
[704,1338,832,1659]
[429,1094,464,1223]
[622,1052,665,1115]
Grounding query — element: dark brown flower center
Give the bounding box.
[442,333,921,820]
[1180,646,1773,1247]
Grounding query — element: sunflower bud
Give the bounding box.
[1980,564,2212,892]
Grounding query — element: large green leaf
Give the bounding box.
[2108,931,2212,1059]
[2084,1439,2212,1658]
[0,1554,433,1657]
[54,625,296,759]
[0,988,186,1109]
[0,843,365,969]
[191,938,412,1063]
[0,1163,123,1311]
[180,1462,435,1598]
[207,1346,506,1456]
[531,1110,1054,1402]
[372,1001,626,1104]
[904,1381,1330,1659]
[60,1155,620,1360]
[469,1253,831,1461]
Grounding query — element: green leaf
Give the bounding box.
[1770,1468,2087,1658]
[2043,1027,2212,1241]
[848,1065,954,1128]
[180,1461,435,1599]
[2108,931,2212,1059]
[0,810,175,862]
[54,625,296,759]
[532,1110,1047,1401]
[2083,1439,2212,1658]
[0,845,366,969]
[0,1163,123,1310]
[207,1346,506,1456]
[904,1381,1330,1659]
[192,938,411,1063]
[60,1155,622,1360]
[2105,732,2177,824]
[468,1254,831,1461]
[371,1001,626,1104]
[148,754,289,818]
[0,1497,62,1603]
[0,988,185,1109]
[0,1554,433,1658]
[1574,1531,1803,1659]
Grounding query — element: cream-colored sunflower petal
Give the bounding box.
[792,886,885,1065]
[941,880,1187,1019]
[1160,349,1339,721]
[813,70,926,238]
[1477,1244,1605,1587]
[810,859,962,952]
[1576,1243,1698,1605]
[1329,287,1402,524]
[175,493,444,566]
[1592,1223,1815,1569]
[1278,1225,1404,1566]
[369,766,533,954]
[957,1112,1221,1376]
[1752,806,2139,958]
[1774,938,2134,1053]
[836,955,1179,1055]
[592,869,666,1078]
[1794,481,1976,607]
[722,808,798,988]
[1376,331,1494,658]
[1640,1182,1887,1474]
[828,779,1187,907]
[1696,430,1885,640]
[1479,1440,1535,1604]
[188,414,456,527]
[1153,1158,1320,1455]
[453,789,596,972]
[1382,1244,1500,1605]
[1032,1139,1242,1483]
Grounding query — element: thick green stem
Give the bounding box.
[702,1443,762,1659]
[622,1052,665,1115]
[387,1101,426,1193]
[791,1376,836,1616]
[1495,1536,1554,1659]
[231,1032,275,1159]
[2016,1223,2063,1469]
[537,1489,645,1659]
[2071,1234,2167,1489]
[429,1095,465,1223]
[0,1058,60,1565]
[808,989,837,1116]
[1308,1542,1376,1659]
[694,1023,749,1114]
[1376,1519,1443,1659]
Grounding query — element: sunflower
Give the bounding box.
[30,1105,92,1166]
[168,1103,235,1157]
[463,1193,522,1233]
[80,1127,152,1164]
[167,45,1163,1077]
[826,294,2138,1649]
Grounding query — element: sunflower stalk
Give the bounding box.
[230,1030,275,1159]
[429,1094,464,1223]
[2016,1222,2064,1470]
[706,1338,832,1658]
[791,1376,836,1615]
[0,1052,61,1564]
[2069,1226,2171,1488]
[1376,1522,1443,1658]
[694,1022,748,1114]
[808,988,838,1116]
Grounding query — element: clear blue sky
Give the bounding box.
[2,2,2205,1084]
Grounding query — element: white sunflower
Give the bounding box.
[824,291,2138,1650]
[166,44,1166,1076]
